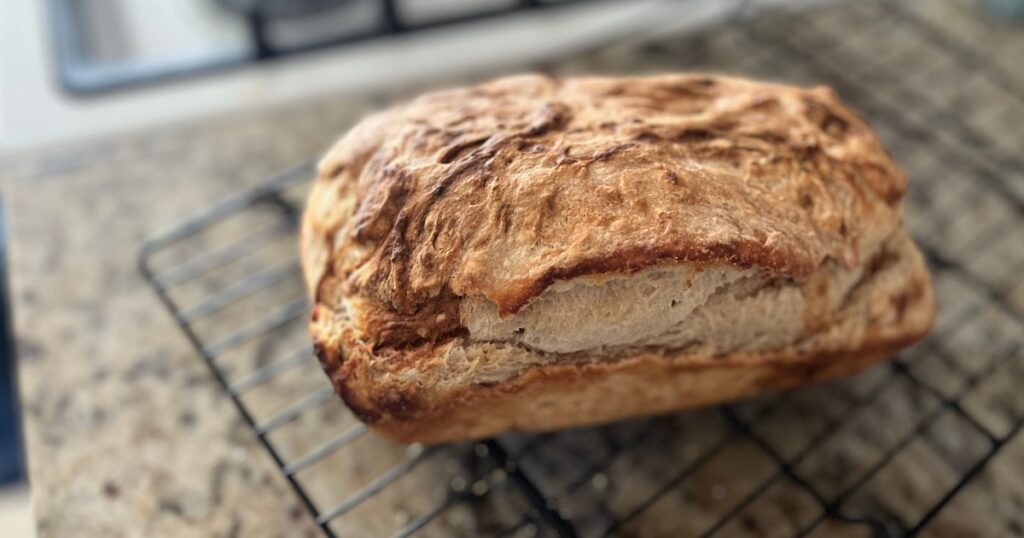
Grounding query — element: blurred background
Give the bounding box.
[1,0,1023,536]
[2,0,748,152]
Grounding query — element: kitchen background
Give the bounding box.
[1,0,1023,536]
[2,0,730,152]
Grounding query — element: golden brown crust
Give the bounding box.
[310,234,934,443]
[363,344,909,444]
[303,74,906,341]
[302,73,930,443]
[313,259,933,444]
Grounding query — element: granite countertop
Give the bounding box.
[2,99,383,536]
[5,1,1024,536]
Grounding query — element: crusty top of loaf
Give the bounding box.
[302,74,906,347]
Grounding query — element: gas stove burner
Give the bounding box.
[215,0,352,19]
[50,0,599,93]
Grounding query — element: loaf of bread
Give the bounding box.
[301,74,934,443]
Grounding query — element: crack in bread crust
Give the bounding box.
[309,228,934,443]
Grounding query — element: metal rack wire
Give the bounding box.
[140,0,1024,535]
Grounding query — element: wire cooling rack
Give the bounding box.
[140,1,1024,535]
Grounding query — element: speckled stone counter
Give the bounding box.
[2,99,385,536]
[5,1,1024,536]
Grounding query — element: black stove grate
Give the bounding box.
[141,1,1024,535]
[48,0,609,94]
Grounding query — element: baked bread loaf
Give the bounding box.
[302,74,934,444]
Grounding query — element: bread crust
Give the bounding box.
[301,73,933,443]
[335,343,917,445]
[310,232,932,443]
